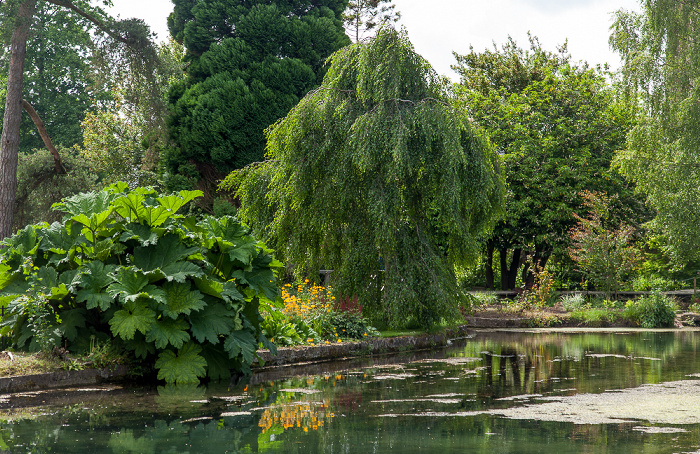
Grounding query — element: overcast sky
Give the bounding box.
[106,0,642,79]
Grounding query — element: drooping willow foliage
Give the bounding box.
[224,28,504,328]
[611,1,700,262]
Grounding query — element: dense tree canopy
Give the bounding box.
[0,0,159,239]
[165,0,351,192]
[611,0,700,263]
[453,38,642,289]
[0,3,97,151]
[225,28,504,328]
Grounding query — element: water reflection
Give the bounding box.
[0,330,699,453]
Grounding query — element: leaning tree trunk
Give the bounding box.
[0,0,38,239]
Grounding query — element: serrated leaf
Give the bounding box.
[40,221,80,254]
[200,343,232,381]
[123,333,155,359]
[48,283,69,301]
[112,192,147,223]
[221,281,245,304]
[143,285,167,304]
[78,261,117,292]
[161,282,206,319]
[109,300,155,340]
[224,330,258,365]
[155,343,207,384]
[146,318,191,349]
[78,291,115,311]
[54,189,115,217]
[161,261,204,283]
[119,223,160,246]
[132,234,200,272]
[157,190,202,215]
[189,302,236,344]
[193,276,224,299]
[107,268,149,304]
[58,308,86,342]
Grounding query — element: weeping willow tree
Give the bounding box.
[223,28,504,328]
[610,1,700,262]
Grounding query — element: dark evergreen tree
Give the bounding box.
[165,0,351,191]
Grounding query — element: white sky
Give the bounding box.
[106,0,642,79]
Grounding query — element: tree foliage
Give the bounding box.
[453,37,642,289]
[610,1,700,263]
[14,147,97,230]
[343,0,400,42]
[568,190,638,298]
[225,28,504,328]
[164,0,351,193]
[0,3,98,151]
[0,184,280,383]
[0,0,161,239]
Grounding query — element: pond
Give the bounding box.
[1,329,699,453]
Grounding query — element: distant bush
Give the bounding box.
[623,292,678,328]
[569,307,619,326]
[632,275,686,291]
[559,293,586,312]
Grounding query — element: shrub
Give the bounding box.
[569,307,618,326]
[623,292,678,328]
[0,183,280,384]
[632,275,686,291]
[278,281,379,343]
[559,293,586,312]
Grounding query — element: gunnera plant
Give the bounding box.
[0,183,280,384]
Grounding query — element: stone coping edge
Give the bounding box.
[0,365,131,394]
[254,325,472,368]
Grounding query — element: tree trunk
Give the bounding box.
[0,0,38,239]
[508,248,521,289]
[499,248,509,290]
[499,247,522,290]
[485,243,494,289]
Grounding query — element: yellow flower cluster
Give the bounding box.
[258,399,333,434]
[281,280,335,318]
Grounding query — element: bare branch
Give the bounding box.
[21,99,65,174]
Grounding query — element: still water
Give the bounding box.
[1,329,700,453]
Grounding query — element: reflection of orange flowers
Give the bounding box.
[258,398,333,434]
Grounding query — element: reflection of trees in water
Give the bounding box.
[465,331,698,399]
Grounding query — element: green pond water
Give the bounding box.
[1,329,700,453]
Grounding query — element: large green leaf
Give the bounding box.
[223,330,258,365]
[107,268,149,304]
[189,302,236,344]
[200,343,232,381]
[119,223,160,246]
[123,333,155,359]
[161,282,206,319]
[132,234,200,269]
[109,299,155,340]
[76,262,117,310]
[146,318,191,349]
[155,342,207,384]
[58,308,86,342]
[54,189,115,217]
